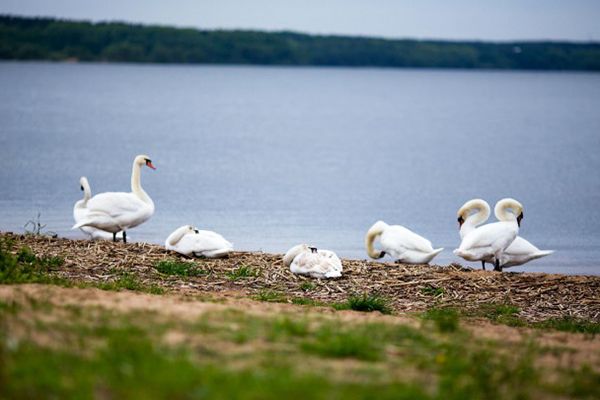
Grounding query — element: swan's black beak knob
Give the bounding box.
[517,212,523,227]
[309,246,318,253]
[80,185,84,191]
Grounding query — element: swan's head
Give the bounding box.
[79,176,89,191]
[456,199,490,229]
[283,244,309,267]
[308,246,318,253]
[135,154,156,170]
[494,198,524,227]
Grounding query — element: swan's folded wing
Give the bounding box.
[382,225,434,254]
[188,231,233,252]
[86,192,145,218]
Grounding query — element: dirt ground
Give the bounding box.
[3,232,598,323]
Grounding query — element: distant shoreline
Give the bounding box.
[2,15,599,71]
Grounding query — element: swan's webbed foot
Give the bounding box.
[123,231,127,243]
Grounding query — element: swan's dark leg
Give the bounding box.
[494,259,502,272]
[481,261,486,271]
[113,232,117,242]
[123,231,127,243]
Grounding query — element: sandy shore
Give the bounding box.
[2,232,599,322]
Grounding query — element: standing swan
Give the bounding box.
[283,244,343,279]
[492,200,554,268]
[454,198,523,271]
[165,225,233,258]
[365,221,443,264]
[73,176,122,241]
[72,155,156,242]
[456,199,493,269]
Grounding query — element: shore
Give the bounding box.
[1,232,598,322]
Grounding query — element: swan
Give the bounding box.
[365,221,443,264]
[283,244,342,279]
[456,199,553,269]
[454,198,523,271]
[492,201,554,268]
[73,176,122,241]
[165,225,233,258]
[72,155,155,242]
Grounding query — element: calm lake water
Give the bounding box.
[1,61,599,275]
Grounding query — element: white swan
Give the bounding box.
[165,225,233,258]
[456,199,553,269]
[72,155,155,242]
[454,198,523,271]
[283,244,342,279]
[493,201,554,268]
[365,221,443,264]
[73,176,122,241]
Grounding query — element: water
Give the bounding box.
[1,61,599,275]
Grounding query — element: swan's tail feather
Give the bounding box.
[424,248,444,263]
[365,221,388,259]
[532,250,554,259]
[72,220,89,230]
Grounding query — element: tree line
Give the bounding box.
[1,15,599,70]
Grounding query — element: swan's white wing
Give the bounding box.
[504,237,540,256]
[380,225,434,255]
[86,192,146,217]
[459,222,517,252]
[174,230,233,257]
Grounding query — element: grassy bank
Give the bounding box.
[1,232,599,398]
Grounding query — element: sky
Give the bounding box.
[2,0,600,42]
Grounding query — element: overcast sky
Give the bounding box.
[2,0,600,42]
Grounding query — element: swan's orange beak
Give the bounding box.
[146,161,156,170]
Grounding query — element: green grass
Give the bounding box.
[95,272,165,295]
[421,285,445,297]
[533,317,600,335]
[301,324,385,361]
[300,281,316,291]
[0,239,67,285]
[254,290,287,303]
[469,303,526,327]
[333,293,392,314]
[154,260,205,277]
[422,307,460,332]
[226,265,258,280]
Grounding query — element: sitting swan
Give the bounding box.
[365,221,443,264]
[72,155,155,243]
[454,198,523,271]
[283,244,342,279]
[457,199,553,269]
[73,176,122,241]
[165,225,233,258]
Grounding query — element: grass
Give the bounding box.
[1,292,599,399]
[533,317,600,335]
[0,239,67,285]
[472,303,526,327]
[300,281,316,291]
[333,293,392,314]
[254,290,287,303]
[421,285,445,297]
[422,307,460,332]
[226,265,258,280]
[95,272,165,295]
[154,260,205,277]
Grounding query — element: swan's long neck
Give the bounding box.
[131,162,152,205]
[494,200,518,223]
[460,203,490,239]
[81,178,92,206]
[166,226,189,246]
[283,244,307,267]
[365,221,387,259]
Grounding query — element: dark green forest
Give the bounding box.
[1,15,599,70]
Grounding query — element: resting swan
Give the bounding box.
[283,244,342,279]
[72,155,155,242]
[454,198,523,271]
[73,176,122,241]
[365,221,443,264]
[165,225,233,258]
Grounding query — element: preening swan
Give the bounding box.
[72,155,156,243]
[283,244,343,279]
[73,176,122,241]
[457,198,493,269]
[365,221,443,264]
[493,201,553,268]
[165,225,233,258]
[454,198,523,271]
